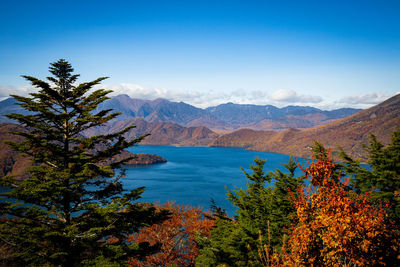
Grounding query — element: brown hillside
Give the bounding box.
[85,118,219,146]
[212,94,400,160]
[0,124,32,179]
[211,128,277,148]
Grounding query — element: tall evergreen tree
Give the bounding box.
[269,157,303,246]
[339,129,400,223]
[0,59,167,266]
[197,157,303,266]
[227,157,274,250]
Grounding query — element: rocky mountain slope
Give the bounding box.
[95,95,360,130]
[94,95,225,127]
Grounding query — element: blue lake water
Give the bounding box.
[0,145,305,217]
[123,146,303,216]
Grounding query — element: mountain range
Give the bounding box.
[1,93,398,161]
[94,94,361,131]
[85,93,400,161]
[0,94,360,131]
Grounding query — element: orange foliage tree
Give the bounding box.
[128,202,215,266]
[281,152,400,266]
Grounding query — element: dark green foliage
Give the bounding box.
[0,60,168,266]
[226,157,274,252]
[339,129,400,223]
[269,157,302,245]
[197,156,303,266]
[196,218,248,267]
[310,140,329,159]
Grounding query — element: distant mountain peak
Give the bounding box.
[115,94,130,98]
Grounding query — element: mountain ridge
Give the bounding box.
[86,93,399,160]
[1,94,361,131]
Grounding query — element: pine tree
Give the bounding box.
[269,156,303,246]
[0,59,168,266]
[227,157,274,248]
[196,157,302,266]
[224,157,274,265]
[227,157,302,251]
[339,129,400,223]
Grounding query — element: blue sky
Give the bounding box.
[0,0,399,109]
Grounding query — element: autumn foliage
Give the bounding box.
[128,202,215,266]
[280,153,400,266]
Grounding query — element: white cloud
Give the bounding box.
[269,89,323,104]
[250,90,267,99]
[0,85,36,98]
[340,92,393,105]
[97,83,211,106]
[101,83,169,100]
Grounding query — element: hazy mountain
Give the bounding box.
[94,95,361,130]
[212,94,400,160]
[95,95,228,128]
[206,103,360,130]
[0,97,31,123]
[96,94,142,120]
[205,103,281,125]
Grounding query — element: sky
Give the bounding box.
[0,0,399,109]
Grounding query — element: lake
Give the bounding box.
[123,145,303,216]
